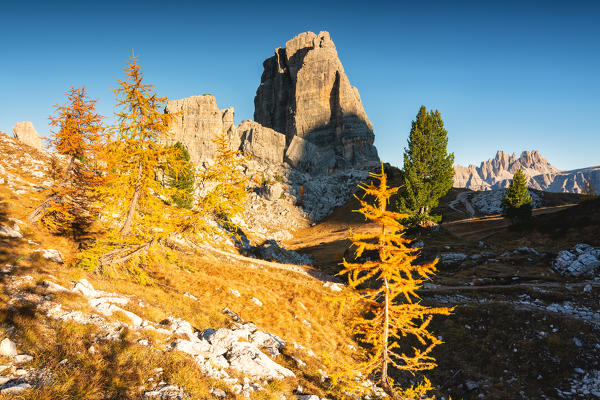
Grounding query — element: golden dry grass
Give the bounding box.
[0,142,358,399]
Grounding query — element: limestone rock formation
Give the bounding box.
[237,120,286,164]
[162,32,383,233]
[254,31,379,173]
[165,95,288,166]
[165,95,235,164]
[454,150,599,193]
[12,121,43,151]
[530,166,600,194]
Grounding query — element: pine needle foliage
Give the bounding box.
[338,165,452,399]
[30,86,107,235]
[502,169,532,223]
[80,56,191,279]
[167,142,195,209]
[397,106,454,221]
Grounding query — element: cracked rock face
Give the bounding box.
[254,31,379,173]
[12,121,43,151]
[164,95,236,165]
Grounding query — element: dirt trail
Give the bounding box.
[442,203,578,241]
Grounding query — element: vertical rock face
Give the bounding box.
[237,120,287,164]
[254,31,379,172]
[165,95,235,165]
[165,95,288,166]
[12,121,43,151]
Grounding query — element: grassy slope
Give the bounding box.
[285,167,600,400]
[2,137,599,399]
[0,135,355,399]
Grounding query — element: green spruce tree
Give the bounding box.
[168,142,195,209]
[582,177,597,201]
[398,106,454,221]
[502,169,532,223]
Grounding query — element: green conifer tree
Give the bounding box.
[397,106,454,220]
[502,169,532,223]
[168,142,195,209]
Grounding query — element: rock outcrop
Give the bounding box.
[454,150,599,194]
[165,95,287,166]
[12,121,43,151]
[254,31,379,173]
[162,32,382,233]
[165,96,235,164]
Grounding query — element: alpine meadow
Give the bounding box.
[0,3,599,400]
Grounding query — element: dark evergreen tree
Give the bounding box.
[168,142,195,209]
[502,169,532,223]
[397,106,454,219]
[582,177,597,201]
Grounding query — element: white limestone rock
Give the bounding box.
[249,331,286,357]
[0,224,22,239]
[1,383,32,394]
[171,338,211,356]
[73,279,97,297]
[35,248,63,264]
[12,121,43,150]
[143,383,187,399]
[227,341,295,380]
[553,244,600,277]
[14,354,33,364]
[0,338,17,357]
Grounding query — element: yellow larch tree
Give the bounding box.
[29,86,107,235]
[337,165,452,399]
[179,129,249,240]
[79,55,190,278]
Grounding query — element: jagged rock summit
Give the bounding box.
[254,31,379,172]
[12,121,43,151]
[454,150,599,193]
[163,31,382,232]
[166,31,379,175]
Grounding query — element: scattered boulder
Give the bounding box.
[323,281,342,292]
[0,338,17,357]
[439,253,468,266]
[262,182,284,201]
[14,354,33,364]
[249,330,286,357]
[73,279,97,297]
[143,384,187,399]
[251,297,263,307]
[12,121,43,150]
[34,249,63,264]
[227,341,295,380]
[0,224,22,239]
[1,382,32,395]
[552,244,600,277]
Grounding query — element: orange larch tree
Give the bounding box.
[336,165,452,399]
[29,86,107,235]
[78,56,191,280]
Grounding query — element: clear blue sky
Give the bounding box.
[1,0,598,170]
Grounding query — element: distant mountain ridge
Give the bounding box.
[454,150,600,194]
